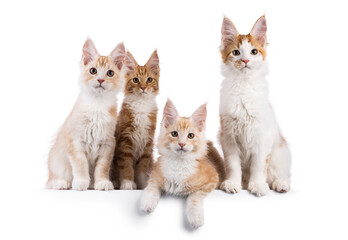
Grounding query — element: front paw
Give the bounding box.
[187,209,204,228]
[271,180,290,193]
[120,179,137,190]
[72,178,90,191]
[248,181,269,197]
[220,179,242,193]
[141,191,159,213]
[94,179,114,191]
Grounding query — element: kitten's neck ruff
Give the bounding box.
[123,93,158,113]
[78,87,118,110]
[221,61,268,83]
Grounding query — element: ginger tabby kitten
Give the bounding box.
[141,100,225,228]
[111,50,159,189]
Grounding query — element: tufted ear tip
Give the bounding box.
[110,42,126,70]
[221,16,239,49]
[162,99,179,128]
[82,38,99,65]
[191,103,207,132]
[146,49,160,75]
[250,16,267,47]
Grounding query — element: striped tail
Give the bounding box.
[207,141,226,186]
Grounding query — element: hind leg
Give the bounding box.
[135,142,154,189]
[267,139,291,193]
[46,146,73,190]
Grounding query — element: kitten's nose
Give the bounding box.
[98,79,105,84]
[179,143,186,148]
[242,59,249,64]
[140,86,146,91]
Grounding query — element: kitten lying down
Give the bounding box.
[141,100,225,228]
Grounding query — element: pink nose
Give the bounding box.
[242,59,249,64]
[179,143,186,148]
[140,87,146,91]
[98,79,105,84]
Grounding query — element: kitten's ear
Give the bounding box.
[110,42,126,70]
[250,16,267,47]
[221,17,239,49]
[162,99,179,128]
[124,51,138,73]
[82,38,99,65]
[191,103,207,132]
[145,50,160,75]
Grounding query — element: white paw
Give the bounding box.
[120,179,137,190]
[220,179,242,193]
[72,178,90,191]
[141,191,159,213]
[187,209,204,228]
[248,181,269,197]
[271,180,290,193]
[94,179,114,191]
[47,179,71,190]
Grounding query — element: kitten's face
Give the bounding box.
[80,39,126,94]
[124,50,160,96]
[159,100,207,158]
[220,16,267,73]
[81,56,122,94]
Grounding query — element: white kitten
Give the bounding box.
[219,16,291,196]
[46,39,126,191]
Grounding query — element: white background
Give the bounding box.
[1,0,347,239]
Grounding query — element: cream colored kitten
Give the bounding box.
[219,16,291,196]
[46,39,126,191]
[141,100,225,228]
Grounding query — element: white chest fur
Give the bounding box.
[124,95,157,159]
[160,156,198,195]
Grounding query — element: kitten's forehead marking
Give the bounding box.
[96,56,109,68]
[136,66,149,76]
[176,117,191,131]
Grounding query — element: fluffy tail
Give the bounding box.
[207,141,226,186]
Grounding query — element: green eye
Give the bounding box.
[171,131,178,137]
[147,77,153,83]
[90,68,97,74]
[187,133,195,139]
[107,70,114,77]
[251,49,258,55]
[232,50,240,56]
[133,77,139,83]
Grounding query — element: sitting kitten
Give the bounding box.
[111,50,159,189]
[141,100,225,228]
[219,16,291,196]
[46,39,126,191]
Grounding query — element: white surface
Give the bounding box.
[0,0,347,239]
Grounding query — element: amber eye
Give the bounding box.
[232,50,240,56]
[147,77,153,83]
[107,70,114,77]
[90,68,97,75]
[251,49,258,55]
[187,133,195,139]
[171,131,178,137]
[133,77,139,83]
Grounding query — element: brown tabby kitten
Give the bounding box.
[111,50,160,189]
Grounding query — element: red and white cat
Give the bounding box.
[141,100,225,228]
[46,39,126,191]
[219,16,291,196]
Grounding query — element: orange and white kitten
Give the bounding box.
[46,39,126,191]
[141,100,225,228]
[111,50,159,189]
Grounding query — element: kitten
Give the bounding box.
[141,100,225,228]
[111,50,159,190]
[46,39,126,191]
[219,16,291,196]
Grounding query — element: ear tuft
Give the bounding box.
[250,16,267,47]
[146,50,160,75]
[124,51,138,73]
[82,38,99,65]
[110,42,126,70]
[162,99,179,128]
[221,17,239,49]
[191,103,207,132]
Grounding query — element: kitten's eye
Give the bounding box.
[232,50,240,56]
[147,77,153,83]
[89,68,97,75]
[107,70,114,77]
[251,49,258,55]
[171,131,178,137]
[187,133,195,139]
[133,77,139,83]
